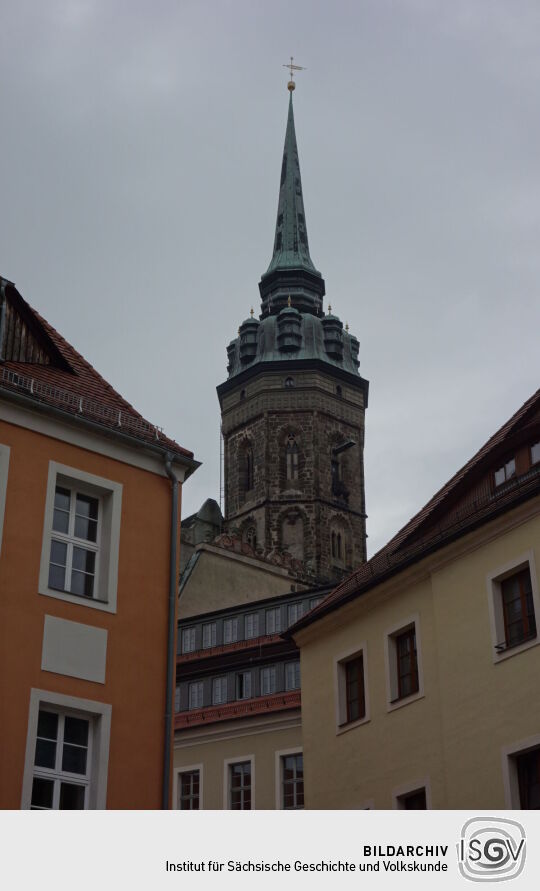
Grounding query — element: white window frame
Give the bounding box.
[21,688,111,809]
[334,641,370,733]
[202,622,217,649]
[392,777,431,809]
[212,676,228,705]
[38,462,122,613]
[188,681,204,710]
[30,709,93,809]
[486,550,540,664]
[223,617,239,644]
[265,607,281,635]
[260,665,277,695]
[236,670,252,700]
[531,442,540,465]
[285,660,301,691]
[384,614,425,712]
[275,747,304,810]
[0,443,10,557]
[288,601,305,626]
[181,626,196,654]
[173,763,203,810]
[47,482,102,601]
[245,612,259,640]
[223,755,255,810]
[174,684,181,713]
[501,732,540,808]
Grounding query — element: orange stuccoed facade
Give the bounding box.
[0,278,197,809]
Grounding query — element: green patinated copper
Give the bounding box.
[265,93,318,275]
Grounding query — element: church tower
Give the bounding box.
[217,82,369,584]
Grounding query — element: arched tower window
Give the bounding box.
[247,526,256,549]
[286,434,299,481]
[239,442,254,494]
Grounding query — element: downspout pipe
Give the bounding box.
[163,452,179,809]
[0,278,8,361]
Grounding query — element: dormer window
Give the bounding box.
[284,377,295,388]
[494,458,516,487]
[531,442,540,465]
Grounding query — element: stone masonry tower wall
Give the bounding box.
[217,89,369,585]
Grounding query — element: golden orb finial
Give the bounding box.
[250,307,254,318]
[283,56,305,92]
[345,322,349,332]
[328,304,332,315]
[287,295,292,307]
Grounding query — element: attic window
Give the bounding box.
[284,377,295,388]
[336,385,342,398]
[240,389,246,401]
[494,458,516,487]
[531,442,540,465]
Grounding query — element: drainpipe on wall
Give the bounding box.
[163,453,179,809]
[0,278,7,361]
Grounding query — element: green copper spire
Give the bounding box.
[266,92,318,275]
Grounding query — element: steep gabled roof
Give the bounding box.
[289,387,540,634]
[0,278,197,466]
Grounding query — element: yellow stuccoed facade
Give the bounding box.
[294,498,540,809]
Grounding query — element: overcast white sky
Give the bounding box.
[1,0,539,555]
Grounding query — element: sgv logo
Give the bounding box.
[457,818,526,882]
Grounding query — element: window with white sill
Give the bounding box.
[21,689,111,810]
[488,554,540,660]
[39,463,122,613]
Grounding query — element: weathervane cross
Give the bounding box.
[283,56,306,90]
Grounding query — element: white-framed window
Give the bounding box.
[282,753,304,809]
[202,622,217,649]
[48,484,100,599]
[384,615,424,711]
[21,689,111,810]
[260,665,277,695]
[532,442,540,465]
[494,457,516,487]
[177,768,202,810]
[182,627,196,654]
[334,642,370,733]
[245,612,259,639]
[174,685,181,713]
[223,617,239,644]
[30,709,91,809]
[38,462,122,613]
[224,757,254,810]
[212,676,228,705]
[288,601,305,626]
[266,607,281,635]
[275,748,304,809]
[236,671,252,700]
[502,733,540,808]
[285,661,301,691]
[188,681,204,710]
[0,442,10,557]
[487,551,540,663]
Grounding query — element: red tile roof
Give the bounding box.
[291,388,540,632]
[174,691,301,729]
[0,281,195,462]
